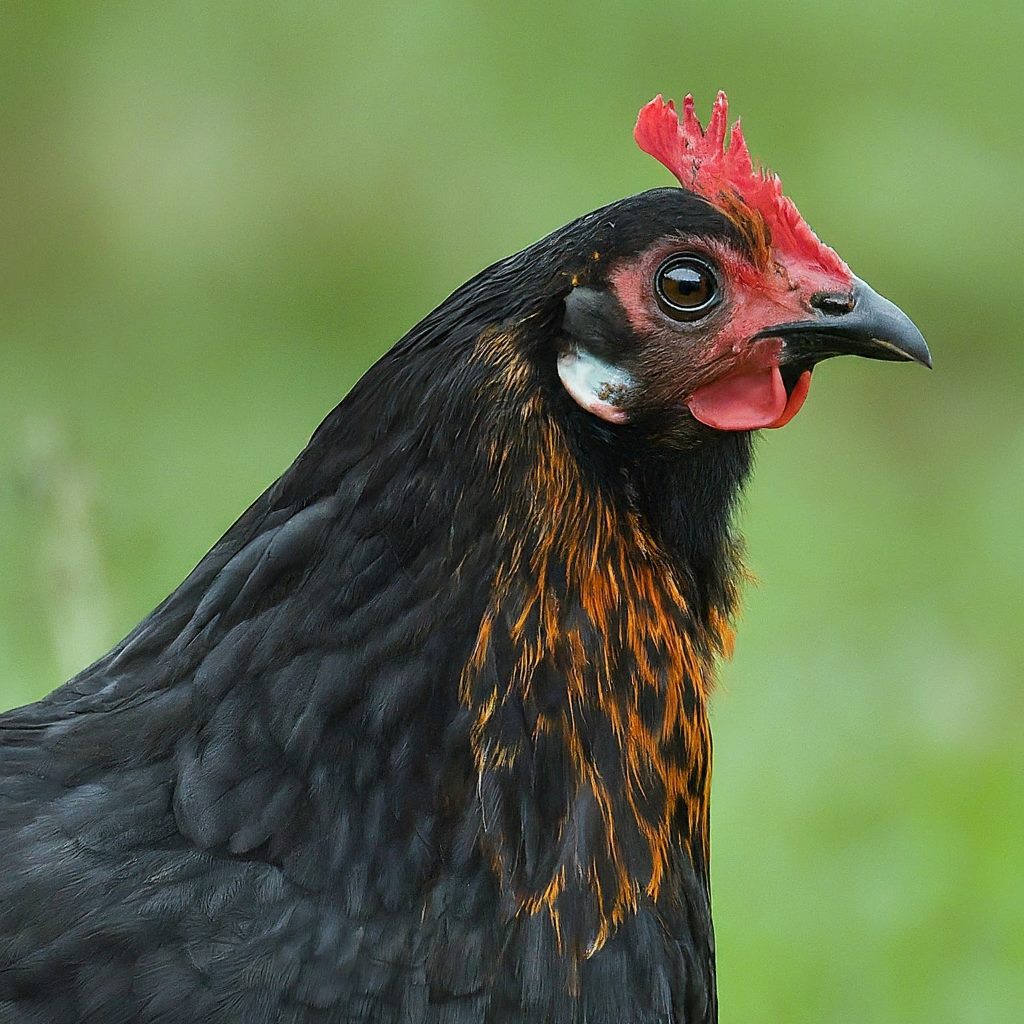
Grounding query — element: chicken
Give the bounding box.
[0,92,929,1024]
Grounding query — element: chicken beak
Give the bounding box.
[756,278,932,369]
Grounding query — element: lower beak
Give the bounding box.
[756,278,932,369]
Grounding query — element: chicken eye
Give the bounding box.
[654,255,720,320]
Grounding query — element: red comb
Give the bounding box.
[635,91,848,278]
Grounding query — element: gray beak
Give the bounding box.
[755,277,932,369]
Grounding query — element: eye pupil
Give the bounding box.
[654,256,720,319]
[664,265,707,302]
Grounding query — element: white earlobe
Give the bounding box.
[556,346,634,425]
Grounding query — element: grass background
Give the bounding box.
[1,2,1021,1020]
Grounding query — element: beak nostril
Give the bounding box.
[811,291,856,317]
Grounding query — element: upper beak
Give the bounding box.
[755,278,932,369]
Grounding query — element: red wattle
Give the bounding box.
[766,369,812,428]
[687,365,812,431]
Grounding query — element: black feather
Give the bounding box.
[1,187,751,1022]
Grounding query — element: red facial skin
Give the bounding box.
[608,233,855,430]
[622,91,859,431]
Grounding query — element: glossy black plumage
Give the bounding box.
[1,189,755,1023]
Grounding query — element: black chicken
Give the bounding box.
[0,92,929,1023]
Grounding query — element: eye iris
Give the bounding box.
[664,265,708,305]
[655,257,719,318]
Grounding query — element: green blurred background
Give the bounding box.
[1,2,1021,1020]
